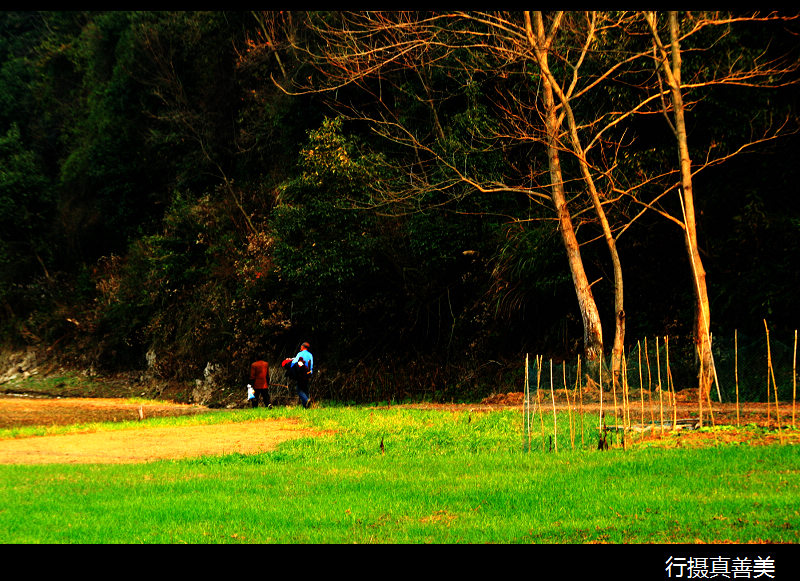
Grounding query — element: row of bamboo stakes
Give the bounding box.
[522,324,798,452]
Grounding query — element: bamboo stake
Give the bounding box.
[771,340,781,429]
[705,376,716,427]
[665,336,678,429]
[621,353,628,450]
[710,332,723,403]
[564,362,574,450]
[599,354,604,434]
[657,336,664,436]
[524,354,527,450]
[670,343,678,428]
[765,321,784,442]
[764,320,772,425]
[698,342,705,428]
[735,329,740,427]
[793,330,797,429]
[706,333,722,426]
[537,355,545,451]
[525,353,530,452]
[625,350,632,430]
[764,320,782,431]
[528,354,533,450]
[626,352,633,429]
[638,340,645,441]
[611,357,620,443]
[577,354,585,448]
[621,351,629,430]
[645,337,654,426]
[530,355,535,449]
[550,359,557,453]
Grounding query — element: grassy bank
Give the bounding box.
[0,405,798,543]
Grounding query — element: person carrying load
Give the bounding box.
[282,342,313,409]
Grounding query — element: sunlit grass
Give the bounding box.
[0,404,798,543]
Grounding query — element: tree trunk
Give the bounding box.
[650,11,715,398]
[530,11,625,388]
[529,13,604,367]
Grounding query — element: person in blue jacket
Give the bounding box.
[291,342,314,409]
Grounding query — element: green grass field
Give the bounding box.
[1,404,798,544]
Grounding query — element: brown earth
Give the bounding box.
[476,388,798,430]
[0,395,314,465]
[0,395,212,429]
[0,387,797,465]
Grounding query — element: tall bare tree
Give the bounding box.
[525,11,636,387]
[519,12,606,364]
[643,11,799,398]
[249,11,799,387]
[269,11,608,364]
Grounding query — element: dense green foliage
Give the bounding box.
[0,11,798,402]
[1,406,798,543]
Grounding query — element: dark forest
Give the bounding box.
[1,11,798,405]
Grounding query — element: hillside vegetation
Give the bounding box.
[1,12,798,405]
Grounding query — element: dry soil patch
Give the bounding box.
[0,396,209,429]
[0,395,312,465]
[0,417,308,465]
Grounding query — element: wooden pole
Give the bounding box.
[670,341,678,428]
[564,362,574,450]
[764,320,772,425]
[645,337,654,426]
[705,338,716,428]
[611,355,620,445]
[625,350,632,431]
[666,336,678,429]
[638,340,645,441]
[599,352,604,434]
[764,320,781,430]
[621,351,629,430]
[700,344,722,427]
[526,357,533,442]
[771,341,781,429]
[626,351,633,429]
[537,355,545,451]
[577,354,585,448]
[692,331,704,428]
[550,359,558,453]
[525,353,530,452]
[657,336,664,436]
[706,378,716,426]
[735,329,740,427]
[793,330,797,429]
[710,332,723,403]
[621,352,628,450]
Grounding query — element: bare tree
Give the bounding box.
[249,10,799,389]
[643,11,799,399]
[269,11,607,365]
[525,11,637,388]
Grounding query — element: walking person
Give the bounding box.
[291,342,314,409]
[249,357,272,409]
